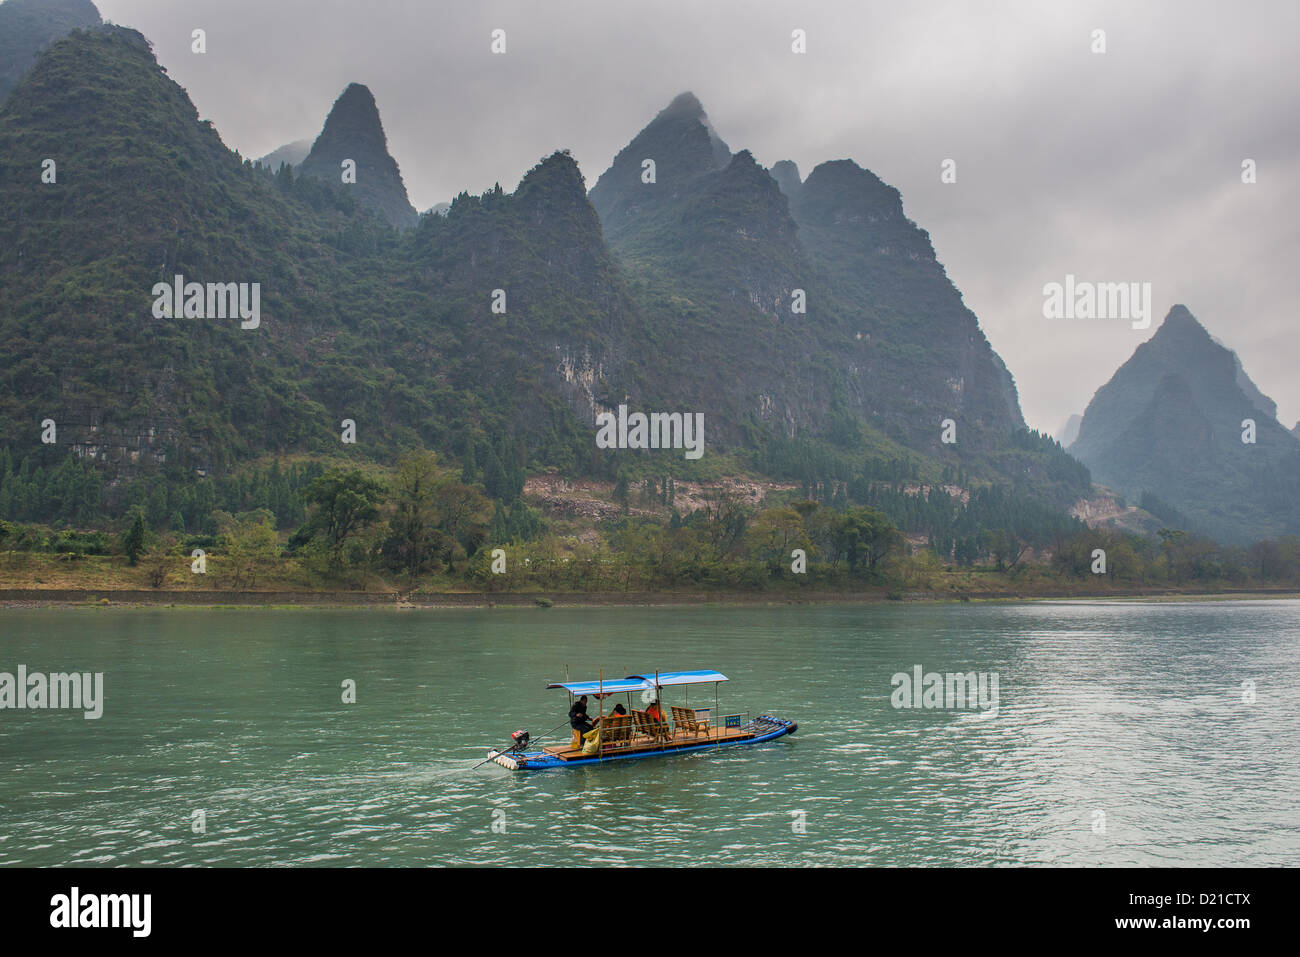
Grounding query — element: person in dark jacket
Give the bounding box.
[569,695,594,735]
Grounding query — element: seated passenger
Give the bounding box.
[592,702,627,727]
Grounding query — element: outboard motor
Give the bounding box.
[509,729,530,750]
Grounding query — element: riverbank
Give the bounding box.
[3,585,1297,609]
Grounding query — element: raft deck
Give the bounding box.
[544,724,756,760]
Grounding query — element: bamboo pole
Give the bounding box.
[655,670,662,750]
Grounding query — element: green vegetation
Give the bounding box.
[0,28,1282,602]
[2,448,1297,598]
[0,0,100,103]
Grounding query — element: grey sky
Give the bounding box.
[94,0,1300,436]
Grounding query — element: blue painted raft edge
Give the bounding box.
[504,716,798,771]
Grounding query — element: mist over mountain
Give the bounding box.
[1069,306,1300,543]
[41,18,1292,558]
[1057,414,1083,448]
[586,92,1078,505]
[257,138,311,170]
[0,26,641,485]
[0,28,1096,541]
[0,0,99,103]
[296,83,418,229]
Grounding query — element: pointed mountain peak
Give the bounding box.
[1070,303,1296,540]
[516,149,589,208]
[588,91,733,237]
[330,82,379,121]
[637,90,731,169]
[660,90,706,119]
[520,148,584,186]
[803,159,894,197]
[298,82,417,229]
[770,160,802,197]
[510,150,606,242]
[1143,307,1274,415]
[305,83,388,156]
[1152,304,1209,341]
[796,159,904,222]
[726,148,759,170]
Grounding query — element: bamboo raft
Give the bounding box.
[483,669,796,771]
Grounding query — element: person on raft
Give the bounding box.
[569,695,594,735]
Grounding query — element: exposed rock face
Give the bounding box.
[407,149,644,443]
[0,49,1087,515]
[298,83,418,229]
[0,0,100,103]
[790,157,1028,448]
[1070,305,1300,542]
[586,92,1050,493]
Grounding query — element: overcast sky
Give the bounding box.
[94,0,1300,436]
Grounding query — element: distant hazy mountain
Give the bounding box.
[257,138,311,170]
[769,159,802,198]
[297,83,417,229]
[1069,305,1300,542]
[1057,413,1083,448]
[0,0,99,102]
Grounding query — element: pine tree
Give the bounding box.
[490,502,509,543]
[123,510,147,566]
[461,441,478,484]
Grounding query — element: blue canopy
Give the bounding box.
[547,670,728,695]
[545,677,649,695]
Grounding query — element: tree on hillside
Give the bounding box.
[217,511,280,589]
[122,509,147,566]
[747,506,809,572]
[383,451,446,581]
[432,479,491,571]
[835,506,903,574]
[290,469,386,569]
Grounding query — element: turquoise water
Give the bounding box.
[0,600,1297,866]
